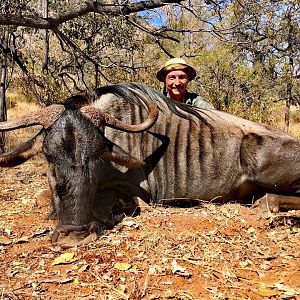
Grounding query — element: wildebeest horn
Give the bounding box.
[104,140,145,168]
[80,88,159,133]
[0,104,65,131]
[0,129,44,167]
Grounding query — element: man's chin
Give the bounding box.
[171,90,181,95]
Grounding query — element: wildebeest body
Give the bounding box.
[0,83,299,246]
[86,85,300,202]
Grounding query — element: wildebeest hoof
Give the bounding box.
[252,194,280,213]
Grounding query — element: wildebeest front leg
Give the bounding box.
[252,194,300,213]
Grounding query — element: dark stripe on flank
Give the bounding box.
[186,119,194,195]
[198,122,206,178]
[173,119,182,197]
[174,118,190,197]
[161,119,172,199]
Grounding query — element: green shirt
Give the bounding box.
[184,92,214,109]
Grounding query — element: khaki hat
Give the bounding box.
[156,57,197,82]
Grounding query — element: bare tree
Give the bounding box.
[0,0,185,104]
[0,1,183,30]
[227,1,299,130]
[0,0,298,129]
[0,28,8,153]
[41,0,49,74]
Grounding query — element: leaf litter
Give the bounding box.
[1,156,300,299]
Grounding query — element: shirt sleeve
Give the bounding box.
[192,96,215,109]
[185,93,214,109]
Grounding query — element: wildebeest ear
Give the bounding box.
[103,142,145,169]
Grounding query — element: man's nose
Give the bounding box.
[174,77,181,85]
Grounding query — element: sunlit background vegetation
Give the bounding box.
[0,0,299,135]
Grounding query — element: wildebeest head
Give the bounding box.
[0,87,159,247]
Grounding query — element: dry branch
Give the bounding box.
[0,0,184,30]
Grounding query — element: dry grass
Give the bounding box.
[1,159,300,299]
[7,100,40,119]
[275,120,300,138]
[284,123,300,138]
[5,100,41,149]
[270,104,300,138]
[1,99,300,299]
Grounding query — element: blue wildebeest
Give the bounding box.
[0,83,299,247]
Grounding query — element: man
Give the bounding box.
[156,57,214,109]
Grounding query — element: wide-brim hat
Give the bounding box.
[156,57,197,82]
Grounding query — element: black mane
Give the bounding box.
[64,94,90,110]
[92,82,211,124]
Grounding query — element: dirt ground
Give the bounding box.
[1,156,300,300]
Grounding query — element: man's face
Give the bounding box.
[165,70,190,102]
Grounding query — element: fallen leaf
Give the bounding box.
[31,282,39,289]
[118,284,127,292]
[58,277,74,284]
[31,229,50,238]
[129,267,139,274]
[15,235,30,244]
[12,261,24,267]
[73,277,80,285]
[247,227,256,234]
[0,236,12,245]
[122,220,139,228]
[148,266,158,274]
[258,288,280,297]
[171,259,186,274]
[239,259,252,267]
[171,259,192,278]
[52,253,77,266]
[114,262,132,271]
[273,283,300,296]
[259,261,271,270]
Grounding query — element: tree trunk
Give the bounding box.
[0,29,9,153]
[41,0,50,105]
[284,81,292,133]
[42,0,49,74]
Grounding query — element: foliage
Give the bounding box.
[0,0,167,104]
[0,0,299,124]
[153,0,299,122]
